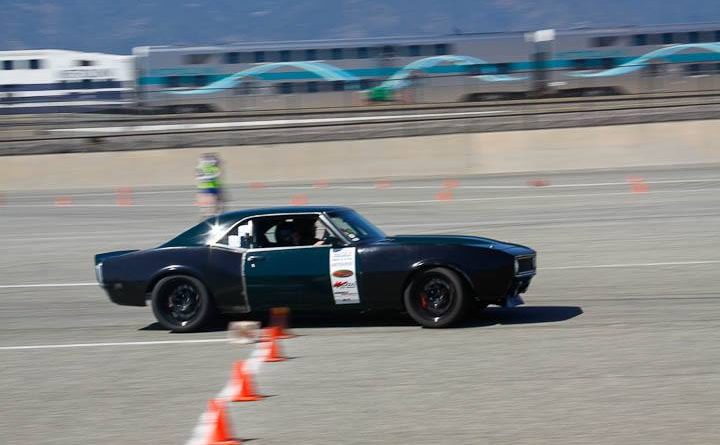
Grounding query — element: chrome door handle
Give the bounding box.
[246,255,265,263]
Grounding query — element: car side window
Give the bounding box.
[214,222,253,249]
[251,215,332,249]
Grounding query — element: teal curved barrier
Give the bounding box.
[168,61,360,95]
[376,55,527,92]
[566,42,720,78]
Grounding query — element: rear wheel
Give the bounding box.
[403,267,470,328]
[151,275,215,332]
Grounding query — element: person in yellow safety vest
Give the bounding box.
[195,153,224,216]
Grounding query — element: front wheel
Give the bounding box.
[403,267,470,328]
[151,275,215,332]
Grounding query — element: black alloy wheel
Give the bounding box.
[151,275,215,332]
[404,267,470,328]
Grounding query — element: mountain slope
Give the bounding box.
[1,0,719,54]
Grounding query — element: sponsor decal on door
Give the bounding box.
[329,247,360,304]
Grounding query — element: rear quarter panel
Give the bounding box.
[101,246,245,310]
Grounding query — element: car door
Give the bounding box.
[243,245,335,310]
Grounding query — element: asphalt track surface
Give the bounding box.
[1,165,719,444]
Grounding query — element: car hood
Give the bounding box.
[383,235,532,253]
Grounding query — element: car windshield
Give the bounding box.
[327,210,385,242]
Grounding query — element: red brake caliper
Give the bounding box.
[420,293,429,309]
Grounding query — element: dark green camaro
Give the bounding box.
[95,206,536,332]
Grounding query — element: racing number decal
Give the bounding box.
[329,247,360,304]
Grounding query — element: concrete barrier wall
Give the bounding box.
[1,119,718,191]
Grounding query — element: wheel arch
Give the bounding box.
[399,260,475,309]
[146,266,212,301]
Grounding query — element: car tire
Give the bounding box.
[151,275,216,333]
[403,267,470,328]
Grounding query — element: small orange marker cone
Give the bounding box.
[262,328,287,362]
[229,361,264,402]
[435,189,454,201]
[207,399,240,445]
[627,176,649,193]
[527,178,550,187]
[116,187,133,206]
[54,196,73,206]
[290,194,308,205]
[313,179,329,189]
[269,307,295,339]
[248,181,266,190]
[375,179,392,189]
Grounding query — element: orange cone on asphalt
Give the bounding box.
[54,196,73,206]
[435,189,454,201]
[206,399,240,445]
[269,307,295,339]
[248,181,266,190]
[263,328,287,362]
[627,176,649,193]
[229,361,264,402]
[116,187,133,206]
[527,178,551,187]
[375,179,392,189]
[290,194,308,205]
[313,179,329,189]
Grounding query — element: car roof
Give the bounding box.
[214,205,353,225]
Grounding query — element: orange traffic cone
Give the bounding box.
[375,179,392,190]
[263,328,287,363]
[115,187,132,206]
[207,399,240,445]
[229,361,264,402]
[248,181,266,190]
[313,179,329,189]
[116,187,133,206]
[527,178,551,187]
[627,176,649,193]
[54,196,73,206]
[435,188,454,201]
[290,194,308,205]
[269,307,295,339]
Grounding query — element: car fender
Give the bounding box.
[403,259,476,299]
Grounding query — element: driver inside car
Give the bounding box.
[275,220,328,247]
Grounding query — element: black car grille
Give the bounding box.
[517,256,535,275]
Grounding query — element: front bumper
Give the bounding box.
[502,276,532,307]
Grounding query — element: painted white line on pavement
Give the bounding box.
[0,338,228,351]
[544,260,720,270]
[5,186,720,209]
[47,110,510,134]
[353,187,720,206]
[0,282,97,289]
[7,176,720,198]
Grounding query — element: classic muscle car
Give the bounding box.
[95,206,536,331]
